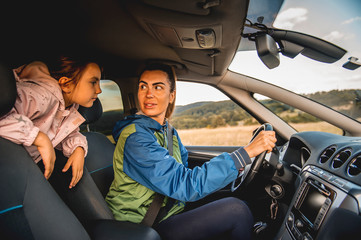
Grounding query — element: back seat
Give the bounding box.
[0,62,90,240]
[0,62,161,240]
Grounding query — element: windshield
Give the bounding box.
[229,0,361,122]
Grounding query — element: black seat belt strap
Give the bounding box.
[141,193,165,227]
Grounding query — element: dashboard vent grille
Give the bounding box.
[347,155,361,176]
[332,149,352,169]
[319,146,336,164]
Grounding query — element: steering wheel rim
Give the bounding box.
[231,123,273,192]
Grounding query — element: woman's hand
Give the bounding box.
[33,131,56,180]
[62,147,85,189]
[244,130,277,158]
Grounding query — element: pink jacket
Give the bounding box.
[0,61,87,163]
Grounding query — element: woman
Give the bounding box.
[106,63,276,240]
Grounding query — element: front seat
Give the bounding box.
[48,97,161,240]
[78,98,116,198]
[0,62,91,240]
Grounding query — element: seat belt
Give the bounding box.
[141,193,165,227]
[141,123,175,227]
[167,122,173,156]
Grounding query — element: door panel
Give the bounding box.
[184,146,239,203]
[186,146,239,168]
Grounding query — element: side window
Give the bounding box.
[82,80,124,140]
[172,82,259,146]
[254,94,343,135]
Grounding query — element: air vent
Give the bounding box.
[332,149,352,169]
[319,146,336,164]
[301,147,311,165]
[347,155,361,176]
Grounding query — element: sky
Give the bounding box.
[176,0,361,106]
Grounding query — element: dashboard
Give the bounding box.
[276,131,361,240]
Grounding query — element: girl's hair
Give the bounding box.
[139,63,177,119]
[47,55,100,87]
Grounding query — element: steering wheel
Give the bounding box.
[231,123,273,192]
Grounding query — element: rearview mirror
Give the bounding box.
[255,33,280,69]
[271,29,346,63]
[246,28,347,69]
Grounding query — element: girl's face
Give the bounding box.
[138,70,175,124]
[62,63,102,108]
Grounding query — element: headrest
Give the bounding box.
[0,62,17,118]
[78,98,103,124]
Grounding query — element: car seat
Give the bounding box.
[78,98,116,198]
[47,98,115,228]
[0,62,91,240]
[0,62,160,240]
[48,97,161,239]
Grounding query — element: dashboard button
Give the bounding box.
[295,219,304,228]
[332,178,346,188]
[302,232,313,240]
[287,213,294,228]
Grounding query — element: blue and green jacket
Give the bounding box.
[105,114,251,223]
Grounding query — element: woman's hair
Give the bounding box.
[139,63,177,119]
[47,55,100,87]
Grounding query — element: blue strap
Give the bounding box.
[0,205,23,215]
[89,164,113,174]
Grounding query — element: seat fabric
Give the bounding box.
[0,62,160,240]
[48,98,161,240]
[0,138,90,240]
[0,62,90,240]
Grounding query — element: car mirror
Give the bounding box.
[255,33,280,69]
[271,29,347,64]
[247,28,347,69]
[342,57,361,70]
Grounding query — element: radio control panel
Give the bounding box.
[287,177,335,240]
[281,165,361,240]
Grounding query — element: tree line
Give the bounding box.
[171,89,361,130]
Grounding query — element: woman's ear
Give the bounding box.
[169,90,176,104]
[59,77,72,94]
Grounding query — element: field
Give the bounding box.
[177,121,343,146]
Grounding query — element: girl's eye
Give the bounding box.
[155,85,163,90]
[140,85,147,90]
[91,81,97,85]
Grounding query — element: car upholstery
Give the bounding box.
[0,62,161,240]
[0,62,91,240]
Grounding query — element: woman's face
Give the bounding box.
[138,70,175,124]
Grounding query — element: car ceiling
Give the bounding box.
[1,0,249,80]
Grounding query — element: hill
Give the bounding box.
[171,89,361,129]
[174,101,212,115]
[304,89,358,107]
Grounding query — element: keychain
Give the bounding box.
[270,198,278,220]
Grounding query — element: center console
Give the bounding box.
[287,178,334,240]
[276,165,361,240]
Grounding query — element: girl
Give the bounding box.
[106,63,277,240]
[0,56,102,189]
